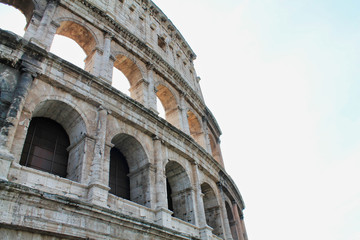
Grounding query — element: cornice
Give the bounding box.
[63,0,222,137]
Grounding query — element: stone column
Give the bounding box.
[129,78,150,107]
[31,0,59,50]
[153,136,173,228]
[179,92,190,134]
[202,116,212,154]
[218,183,234,240]
[87,106,110,207]
[0,64,37,180]
[192,162,213,240]
[84,47,103,77]
[216,138,225,167]
[146,63,158,113]
[239,211,248,240]
[232,202,245,240]
[99,32,113,84]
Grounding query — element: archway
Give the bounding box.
[226,201,239,240]
[50,21,95,70]
[201,183,223,237]
[20,117,70,178]
[0,0,34,23]
[112,67,130,96]
[156,84,181,128]
[109,147,130,200]
[165,160,195,224]
[110,133,151,207]
[187,110,205,147]
[113,54,144,103]
[20,100,87,182]
[208,133,223,166]
[0,2,27,36]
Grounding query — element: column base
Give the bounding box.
[0,146,15,181]
[99,76,113,86]
[155,207,173,228]
[199,225,214,240]
[29,37,49,50]
[87,182,110,208]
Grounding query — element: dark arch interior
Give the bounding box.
[109,147,130,200]
[20,117,70,178]
[226,201,239,240]
[166,178,173,212]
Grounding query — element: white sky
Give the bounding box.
[151,0,360,239]
[1,1,360,239]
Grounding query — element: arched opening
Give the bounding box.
[113,55,144,103]
[24,100,88,182]
[156,96,166,119]
[50,35,86,69]
[166,178,173,211]
[0,0,34,24]
[0,2,27,36]
[226,201,239,240]
[187,110,205,147]
[156,84,181,128]
[20,117,70,178]
[201,183,223,237]
[110,133,151,207]
[165,160,195,224]
[208,133,223,166]
[50,21,95,70]
[109,147,130,200]
[112,67,130,96]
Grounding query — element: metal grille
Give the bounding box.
[109,147,130,200]
[20,117,70,178]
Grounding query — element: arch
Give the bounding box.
[25,95,90,137]
[19,99,89,182]
[109,147,130,200]
[165,160,195,224]
[55,20,97,56]
[208,132,223,165]
[187,110,205,147]
[155,83,181,128]
[156,95,166,119]
[0,0,35,24]
[112,67,131,96]
[201,182,223,237]
[110,133,151,207]
[0,2,27,37]
[49,19,100,72]
[112,53,146,103]
[20,117,70,178]
[113,54,143,88]
[225,201,239,240]
[32,99,87,145]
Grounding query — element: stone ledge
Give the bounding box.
[0,180,200,240]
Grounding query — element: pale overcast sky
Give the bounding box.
[151,0,360,239]
[1,1,360,239]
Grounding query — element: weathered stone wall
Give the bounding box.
[0,0,248,239]
[0,63,19,128]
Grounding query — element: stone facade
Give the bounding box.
[0,0,248,239]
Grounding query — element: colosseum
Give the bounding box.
[0,0,248,239]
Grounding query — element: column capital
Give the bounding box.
[191,160,199,166]
[180,91,187,98]
[104,31,114,39]
[146,62,155,70]
[97,105,110,114]
[152,135,160,141]
[20,63,39,78]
